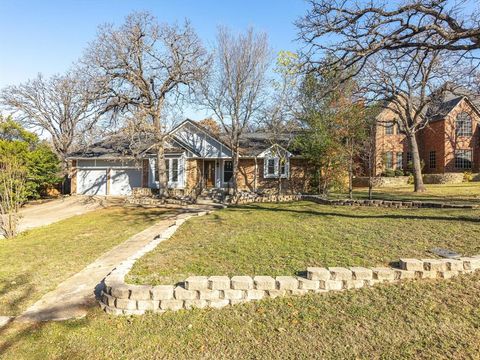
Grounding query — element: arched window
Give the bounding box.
[456,112,472,137]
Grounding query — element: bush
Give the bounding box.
[463,171,473,182]
[383,169,396,177]
[394,168,404,176]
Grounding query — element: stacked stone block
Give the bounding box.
[101,255,480,316]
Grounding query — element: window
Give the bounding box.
[429,151,436,169]
[385,122,394,135]
[455,149,472,169]
[171,159,179,182]
[396,152,404,169]
[223,160,233,183]
[280,159,287,175]
[264,157,289,178]
[385,152,393,169]
[157,158,181,184]
[406,152,413,163]
[267,158,275,176]
[456,112,472,137]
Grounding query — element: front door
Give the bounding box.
[204,161,216,188]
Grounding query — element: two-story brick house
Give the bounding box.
[373,90,480,176]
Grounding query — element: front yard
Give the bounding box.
[1,198,480,358]
[127,202,480,285]
[0,207,174,315]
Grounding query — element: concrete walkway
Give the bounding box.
[16,208,204,322]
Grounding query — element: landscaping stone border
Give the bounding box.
[301,195,478,209]
[99,207,480,316]
[222,192,477,209]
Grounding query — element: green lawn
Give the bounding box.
[0,207,173,315]
[127,202,480,285]
[334,182,480,205]
[1,272,479,359]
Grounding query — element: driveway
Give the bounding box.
[17,196,107,233]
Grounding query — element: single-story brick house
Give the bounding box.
[67,120,312,196]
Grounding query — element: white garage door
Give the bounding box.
[110,169,142,196]
[77,169,107,195]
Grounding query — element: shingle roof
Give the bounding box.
[67,133,183,159]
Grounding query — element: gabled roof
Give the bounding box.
[377,84,480,124]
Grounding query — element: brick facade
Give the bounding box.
[374,98,480,175]
[184,158,312,194]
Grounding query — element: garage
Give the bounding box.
[75,160,143,196]
[77,169,107,195]
[110,169,142,195]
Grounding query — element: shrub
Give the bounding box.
[383,169,396,177]
[463,171,473,182]
[394,168,404,176]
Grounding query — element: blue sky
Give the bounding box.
[0,0,309,89]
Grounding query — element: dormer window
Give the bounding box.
[456,112,472,137]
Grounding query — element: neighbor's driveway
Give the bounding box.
[18,196,105,233]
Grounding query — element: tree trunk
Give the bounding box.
[156,139,168,197]
[348,157,353,199]
[407,132,426,192]
[232,142,239,197]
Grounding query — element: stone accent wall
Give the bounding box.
[352,176,409,188]
[423,173,464,184]
[99,205,480,316]
[228,193,301,205]
[301,195,478,209]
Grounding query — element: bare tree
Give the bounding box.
[0,72,101,172]
[82,12,210,195]
[200,27,271,195]
[359,48,456,192]
[0,155,27,238]
[297,0,480,76]
[260,51,301,197]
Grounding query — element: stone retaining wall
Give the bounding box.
[301,195,478,209]
[352,176,410,188]
[99,207,480,316]
[101,255,480,315]
[228,194,302,205]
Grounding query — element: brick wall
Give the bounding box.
[374,108,410,175]
[419,120,445,174]
[442,99,480,173]
[184,158,312,194]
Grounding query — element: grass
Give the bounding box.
[127,202,480,285]
[0,206,174,315]
[1,272,480,359]
[334,182,480,205]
